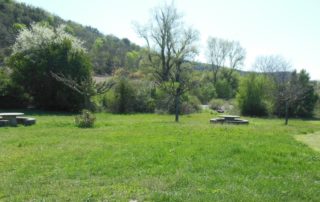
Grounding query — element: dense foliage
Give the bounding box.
[276,70,318,118]
[8,24,92,111]
[103,78,156,114]
[237,74,274,116]
[0,67,29,108]
[237,70,318,118]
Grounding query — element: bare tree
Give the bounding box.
[206,37,245,84]
[227,41,246,80]
[253,55,291,84]
[170,27,199,122]
[136,2,199,122]
[51,72,115,110]
[135,2,181,82]
[206,37,229,84]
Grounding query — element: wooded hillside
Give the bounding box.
[0,0,140,74]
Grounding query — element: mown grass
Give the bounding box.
[0,112,320,201]
[295,131,320,152]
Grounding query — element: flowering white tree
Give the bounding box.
[8,23,92,110]
[12,24,85,54]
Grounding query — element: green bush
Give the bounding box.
[103,79,155,114]
[163,94,201,115]
[180,96,201,114]
[0,67,30,108]
[75,110,96,128]
[214,69,239,99]
[237,74,274,116]
[192,82,216,104]
[209,98,225,110]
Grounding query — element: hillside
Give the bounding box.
[0,0,141,74]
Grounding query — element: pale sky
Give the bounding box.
[17,0,320,80]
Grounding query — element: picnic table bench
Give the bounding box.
[210,115,249,125]
[0,113,24,126]
[0,113,36,126]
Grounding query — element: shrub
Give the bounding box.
[103,79,155,114]
[192,82,216,104]
[215,79,233,99]
[75,110,96,128]
[209,98,225,110]
[0,67,30,108]
[237,74,274,116]
[180,96,201,114]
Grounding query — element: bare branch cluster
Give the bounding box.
[206,37,246,83]
[51,71,115,110]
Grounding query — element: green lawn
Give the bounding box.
[0,112,320,201]
[295,132,320,152]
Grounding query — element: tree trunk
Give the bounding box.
[285,100,289,125]
[175,93,180,122]
[84,95,91,110]
[213,69,218,84]
[212,64,219,84]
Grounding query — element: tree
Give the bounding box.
[135,2,181,82]
[253,55,292,118]
[206,37,229,84]
[237,73,274,116]
[291,70,318,117]
[136,2,199,122]
[279,70,317,124]
[8,23,92,111]
[206,37,245,84]
[279,71,307,125]
[253,55,317,124]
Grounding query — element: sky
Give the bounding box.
[17,0,320,80]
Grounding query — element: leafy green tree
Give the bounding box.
[237,74,274,116]
[277,70,318,121]
[8,24,92,111]
[293,70,318,117]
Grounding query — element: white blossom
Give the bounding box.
[12,23,86,54]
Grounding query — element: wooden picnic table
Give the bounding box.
[0,112,24,126]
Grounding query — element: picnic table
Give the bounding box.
[0,112,24,126]
[210,115,249,125]
[219,115,240,121]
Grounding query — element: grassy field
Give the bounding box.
[0,111,320,201]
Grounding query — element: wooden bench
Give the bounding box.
[17,117,36,126]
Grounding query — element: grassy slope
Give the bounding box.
[0,112,320,201]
